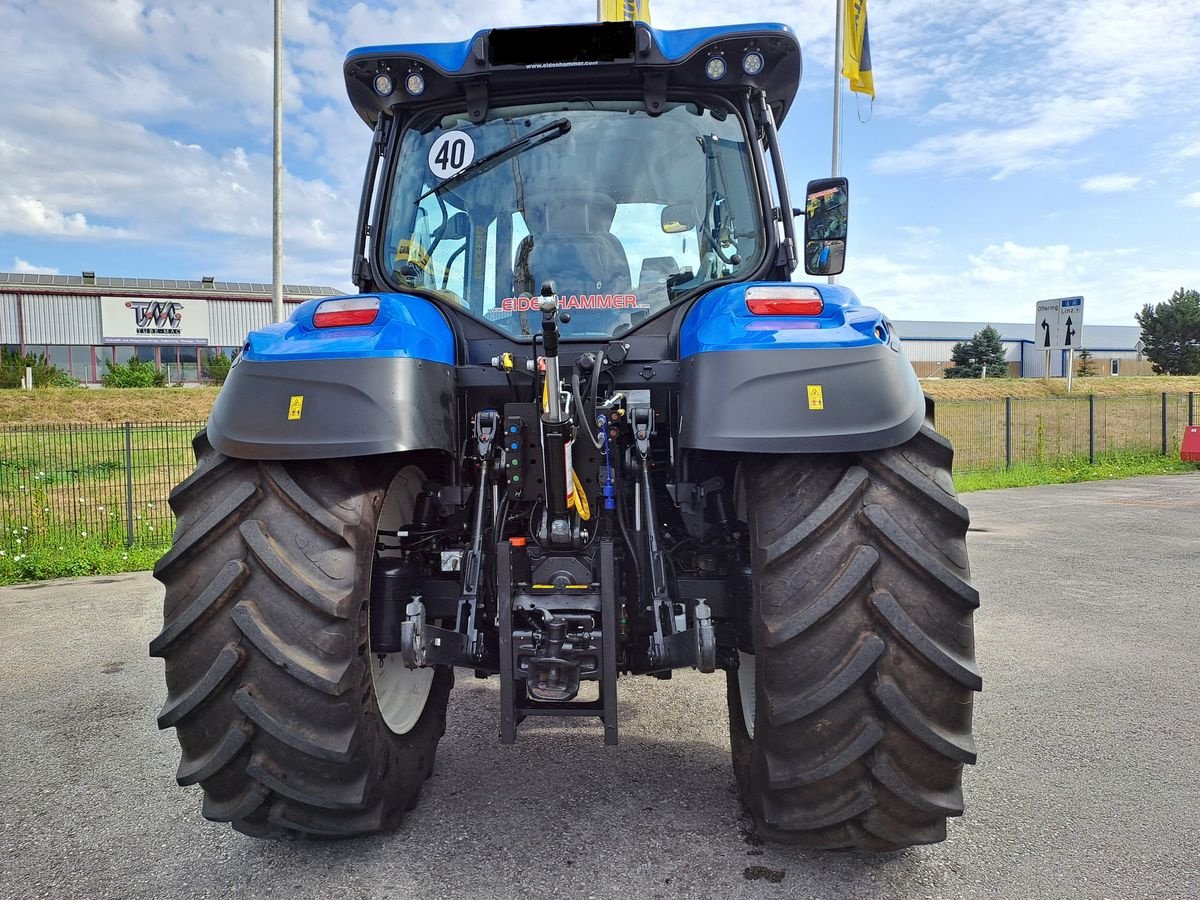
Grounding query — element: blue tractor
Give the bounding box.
[152,20,980,849]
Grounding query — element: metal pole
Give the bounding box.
[124,422,135,549]
[828,0,844,286]
[271,0,285,324]
[1161,392,1168,456]
[1066,348,1074,393]
[1004,397,1012,469]
[1189,391,1195,426]
[1088,394,1095,464]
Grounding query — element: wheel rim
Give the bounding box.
[737,651,756,739]
[369,465,436,736]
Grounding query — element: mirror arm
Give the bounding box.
[756,92,797,274]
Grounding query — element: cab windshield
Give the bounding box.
[381,99,764,338]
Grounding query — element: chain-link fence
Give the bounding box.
[0,393,1196,557]
[0,422,203,558]
[938,392,1197,472]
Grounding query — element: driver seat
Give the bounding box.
[514,191,631,297]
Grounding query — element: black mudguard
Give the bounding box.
[678,343,925,454]
[208,356,456,460]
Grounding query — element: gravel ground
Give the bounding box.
[1,474,1198,899]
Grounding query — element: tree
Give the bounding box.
[944,325,1009,378]
[102,357,167,388]
[1135,288,1200,375]
[204,351,232,385]
[1075,347,1098,377]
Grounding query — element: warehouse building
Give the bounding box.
[0,271,1149,382]
[0,272,337,383]
[891,320,1151,378]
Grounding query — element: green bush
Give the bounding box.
[204,351,232,385]
[102,357,167,388]
[0,347,78,388]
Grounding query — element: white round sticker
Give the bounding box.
[427,130,475,180]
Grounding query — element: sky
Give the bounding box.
[1,0,1198,327]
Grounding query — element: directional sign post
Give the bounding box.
[1034,296,1085,390]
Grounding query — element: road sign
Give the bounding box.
[1034,296,1084,350]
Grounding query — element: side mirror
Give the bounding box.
[661,203,695,234]
[803,177,848,276]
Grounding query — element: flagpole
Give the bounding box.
[831,0,844,180]
[829,0,844,285]
[272,0,285,324]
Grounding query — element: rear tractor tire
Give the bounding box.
[150,432,451,838]
[728,409,981,850]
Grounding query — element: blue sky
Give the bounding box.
[1,0,1198,326]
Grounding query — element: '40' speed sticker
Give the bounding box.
[428,130,475,180]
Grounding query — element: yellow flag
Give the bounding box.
[842,0,875,99]
[598,0,651,23]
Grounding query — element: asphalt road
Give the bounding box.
[2,474,1198,899]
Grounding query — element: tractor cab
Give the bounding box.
[345,21,804,338]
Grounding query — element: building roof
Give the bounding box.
[0,272,338,298]
[891,320,1141,350]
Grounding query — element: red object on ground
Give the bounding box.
[1182,426,1200,462]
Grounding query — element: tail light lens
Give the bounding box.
[313,297,380,328]
[745,286,824,316]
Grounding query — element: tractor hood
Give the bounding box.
[345,21,801,128]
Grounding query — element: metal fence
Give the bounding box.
[0,393,1196,557]
[937,392,1197,473]
[0,422,204,556]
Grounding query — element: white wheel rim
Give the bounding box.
[371,655,435,735]
[370,465,436,735]
[738,651,756,740]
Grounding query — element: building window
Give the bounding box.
[159,346,180,382]
[115,345,157,365]
[1110,358,1120,376]
[96,346,115,377]
[69,345,94,382]
[177,347,199,383]
[46,345,70,374]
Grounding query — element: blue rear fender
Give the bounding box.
[677,282,926,454]
[243,292,456,364]
[207,293,459,460]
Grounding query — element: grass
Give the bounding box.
[922,375,1200,401]
[954,452,1199,493]
[0,387,220,424]
[0,515,169,585]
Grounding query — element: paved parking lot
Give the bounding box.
[2,474,1198,899]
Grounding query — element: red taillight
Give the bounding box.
[745,286,824,316]
[313,297,380,328]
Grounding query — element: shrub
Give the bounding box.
[102,357,167,388]
[204,351,232,385]
[0,347,78,388]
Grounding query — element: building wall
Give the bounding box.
[0,290,311,382]
[0,293,18,344]
[209,298,299,347]
[22,294,104,344]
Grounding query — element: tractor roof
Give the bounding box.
[345,21,801,128]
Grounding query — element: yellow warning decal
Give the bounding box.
[288,395,304,420]
[807,385,825,410]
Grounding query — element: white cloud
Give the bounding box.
[0,196,129,239]
[869,0,1200,178]
[1180,192,1200,208]
[845,237,1197,327]
[1080,174,1142,193]
[11,258,59,275]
